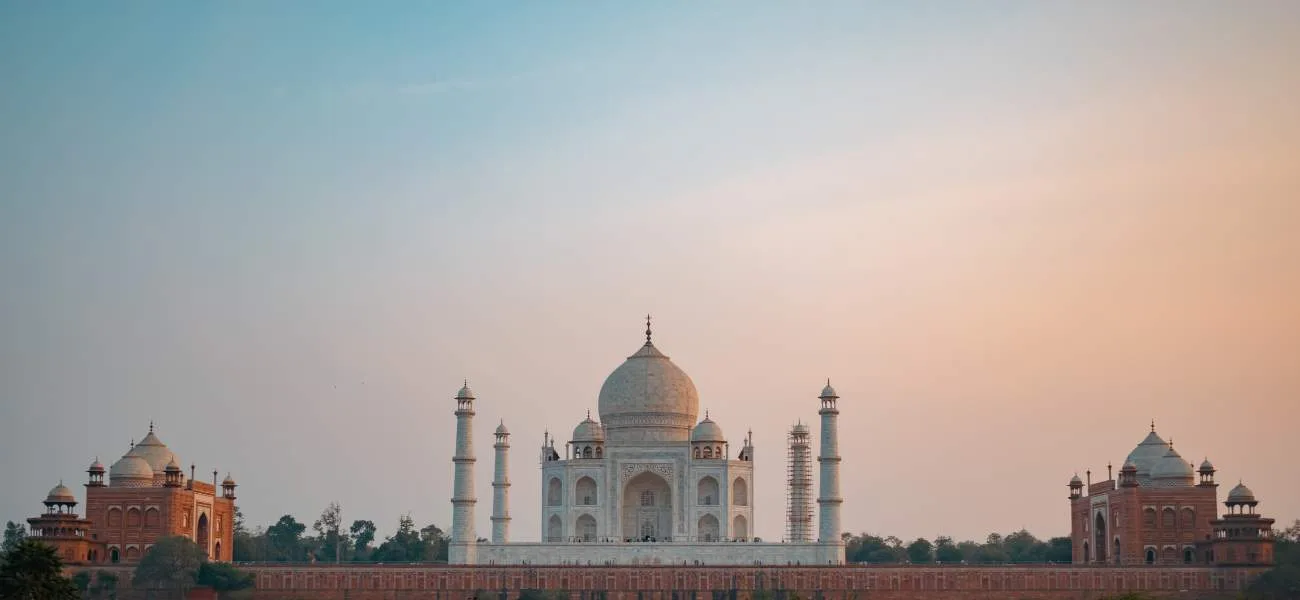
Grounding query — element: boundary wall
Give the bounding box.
[75,564,1267,600]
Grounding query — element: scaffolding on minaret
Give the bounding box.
[786,421,814,543]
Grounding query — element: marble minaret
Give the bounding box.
[491,420,511,543]
[450,381,477,564]
[817,380,843,547]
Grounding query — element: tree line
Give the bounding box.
[842,530,1073,564]
[232,502,451,563]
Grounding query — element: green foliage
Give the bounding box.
[350,519,377,560]
[196,561,255,592]
[93,570,120,600]
[313,502,348,563]
[0,538,79,600]
[266,515,308,561]
[72,570,92,594]
[133,535,206,598]
[1244,520,1300,599]
[843,529,1071,564]
[2,521,27,557]
[905,538,933,563]
[934,536,962,563]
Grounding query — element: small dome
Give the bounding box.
[88,458,105,473]
[45,483,76,504]
[572,415,604,442]
[455,381,475,400]
[108,454,154,485]
[1150,446,1194,482]
[691,416,726,442]
[495,421,509,435]
[1200,458,1215,472]
[1069,474,1083,485]
[164,457,181,472]
[222,473,236,486]
[1227,482,1257,504]
[791,422,810,435]
[1121,460,1138,472]
[820,381,838,399]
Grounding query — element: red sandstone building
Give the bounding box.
[26,425,237,565]
[1068,422,1274,567]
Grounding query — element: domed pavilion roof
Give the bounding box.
[597,319,699,443]
[691,415,726,442]
[1227,482,1257,505]
[572,413,605,443]
[45,483,76,504]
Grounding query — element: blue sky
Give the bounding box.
[2,2,1298,543]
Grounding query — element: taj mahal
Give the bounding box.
[446,318,847,565]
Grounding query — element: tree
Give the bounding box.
[0,538,79,600]
[350,520,377,560]
[421,523,449,563]
[1045,537,1073,563]
[373,514,428,562]
[934,536,963,563]
[196,562,255,598]
[2,521,26,555]
[1004,529,1045,563]
[72,571,92,597]
[266,515,307,561]
[94,570,119,600]
[906,538,934,563]
[313,502,347,563]
[133,535,206,599]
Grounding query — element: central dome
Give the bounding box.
[598,329,699,443]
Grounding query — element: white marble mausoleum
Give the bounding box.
[447,319,846,565]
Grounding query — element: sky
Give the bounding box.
[2,2,1298,545]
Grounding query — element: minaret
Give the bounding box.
[449,381,477,564]
[817,380,843,545]
[786,421,813,542]
[491,420,511,544]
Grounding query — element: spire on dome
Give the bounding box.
[149,420,154,433]
[645,314,653,345]
[1151,419,1156,432]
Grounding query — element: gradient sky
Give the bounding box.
[2,2,1298,545]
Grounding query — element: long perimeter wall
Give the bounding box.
[78,564,1267,600]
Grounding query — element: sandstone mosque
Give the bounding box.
[446,317,847,565]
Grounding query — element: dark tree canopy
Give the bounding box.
[133,536,206,598]
[196,561,255,592]
[2,521,27,555]
[0,538,79,600]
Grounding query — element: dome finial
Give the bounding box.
[1151,419,1156,432]
[645,314,652,345]
[586,409,591,420]
[705,409,709,420]
[149,420,154,433]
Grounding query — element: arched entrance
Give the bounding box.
[196,513,210,558]
[1093,513,1107,563]
[547,515,563,542]
[214,541,222,561]
[622,471,672,541]
[733,515,749,541]
[576,514,597,542]
[697,514,719,541]
[1114,538,1121,564]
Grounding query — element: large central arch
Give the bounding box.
[622,471,672,541]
